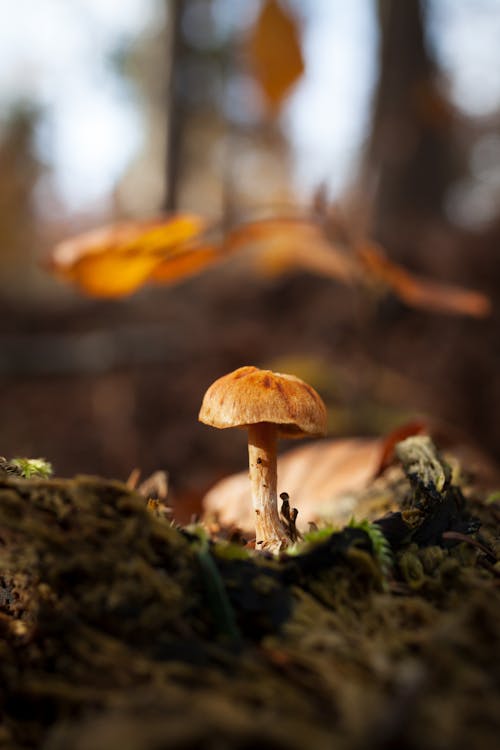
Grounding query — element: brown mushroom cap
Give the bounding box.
[199,365,327,438]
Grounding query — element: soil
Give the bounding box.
[0,438,499,750]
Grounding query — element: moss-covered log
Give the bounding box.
[0,440,499,749]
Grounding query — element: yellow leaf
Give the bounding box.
[67,252,162,298]
[248,0,304,113]
[150,244,220,283]
[49,214,209,297]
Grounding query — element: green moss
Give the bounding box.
[10,457,53,479]
[212,542,250,561]
[486,490,500,505]
[286,524,339,556]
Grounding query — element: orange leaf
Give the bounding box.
[49,214,209,297]
[248,0,304,113]
[374,420,428,477]
[394,274,492,318]
[357,242,491,318]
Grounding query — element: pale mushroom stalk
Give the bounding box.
[247,423,288,552]
[199,366,327,555]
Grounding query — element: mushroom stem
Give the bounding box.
[247,422,289,552]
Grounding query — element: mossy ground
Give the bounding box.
[0,451,499,749]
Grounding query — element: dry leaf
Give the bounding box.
[226,217,355,283]
[357,242,492,318]
[248,0,304,113]
[202,437,383,533]
[374,420,428,477]
[394,273,492,318]
[49,214,210,297]
[48,212,491,318]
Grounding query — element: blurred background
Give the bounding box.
[1,0,499,508]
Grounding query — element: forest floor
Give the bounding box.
[1,436,499,749]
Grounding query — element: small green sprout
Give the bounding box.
[11,457,53,479]
[485,490,500,505]
[285,524,339,556]
[302,525,339,545]
[348,518,393,578]
[187,525,242,646]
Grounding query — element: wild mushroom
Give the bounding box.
[199,365,327,552]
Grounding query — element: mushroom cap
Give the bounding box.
[199,366,327,438]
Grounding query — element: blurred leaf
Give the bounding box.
[49,214,211,297]
[59,251,162,298]
[357,242,492,318]
[227,220,491,318]
[151,244,219,283]
[48,212,491,318]
[248,0,304,113]
[226,217,354,283]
